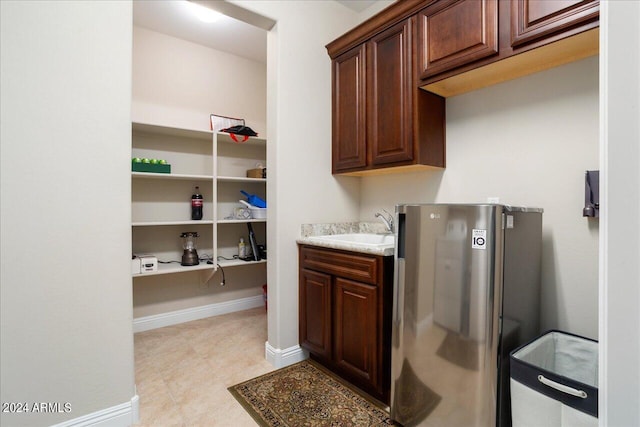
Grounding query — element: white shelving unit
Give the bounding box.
[132,220,216,227]
[214,131,267,271]
[131,122,267,278]
[132,262,215,277]
[217,176,266,183]
[132,172,213,181]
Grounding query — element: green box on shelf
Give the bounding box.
[132,163,171,174]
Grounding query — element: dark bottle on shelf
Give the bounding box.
[191,186,203,220]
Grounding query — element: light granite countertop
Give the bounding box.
[296,222,395,256]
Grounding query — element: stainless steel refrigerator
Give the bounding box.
[391,204,542,427]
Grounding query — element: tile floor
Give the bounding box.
[133,307,273,426]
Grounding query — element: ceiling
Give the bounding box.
[336,1,378,13]
[132,0,378,64]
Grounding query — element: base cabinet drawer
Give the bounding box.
[300,245,378,284]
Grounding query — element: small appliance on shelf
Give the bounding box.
[132,254,158,274]
[180,232,199,266]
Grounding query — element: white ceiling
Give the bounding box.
[132,1,268,63]
[336,0,378,13]
[132,0,378,64]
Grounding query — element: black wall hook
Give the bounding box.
[583,170,600,218]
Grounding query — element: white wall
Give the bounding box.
[132,26,267,136]
[232,0,363,357]
[599,1,640,425]
[131,27,268,318]
[0,2,135,426]
[360,57,600,339]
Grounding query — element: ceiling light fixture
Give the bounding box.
[185,1,223,23]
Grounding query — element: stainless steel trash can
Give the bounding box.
[510,330,598,427]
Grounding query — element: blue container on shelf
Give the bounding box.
[240,190,266,208]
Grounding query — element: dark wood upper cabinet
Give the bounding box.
[328,15,445,176]
[332,45,367,172]
[418,0,498,79]
[511,0,600,48]
[327,0,599,168]
[421,0,599,96]
[368,19,415,166]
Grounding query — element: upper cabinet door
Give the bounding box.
[332,45,367,173]
[418,0,498,79]
[368,18,415,167]
[511,0,600,47]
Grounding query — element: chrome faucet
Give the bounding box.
[375,209,394,233]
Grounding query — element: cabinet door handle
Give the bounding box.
[537,375,588,398]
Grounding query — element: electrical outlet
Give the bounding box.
[487,197,500,204]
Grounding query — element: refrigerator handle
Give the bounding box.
[392,213,406,345]
[397,213,406,259]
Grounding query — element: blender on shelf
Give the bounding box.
[180,232,200,266]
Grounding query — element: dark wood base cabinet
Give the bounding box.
[299,245,394,404]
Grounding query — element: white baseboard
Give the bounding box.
[265,341,307,368]
[51,394,139,427]
[133,295,264,333]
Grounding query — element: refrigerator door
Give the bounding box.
[391,204,504,427]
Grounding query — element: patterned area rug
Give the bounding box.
[228,359,396,426]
